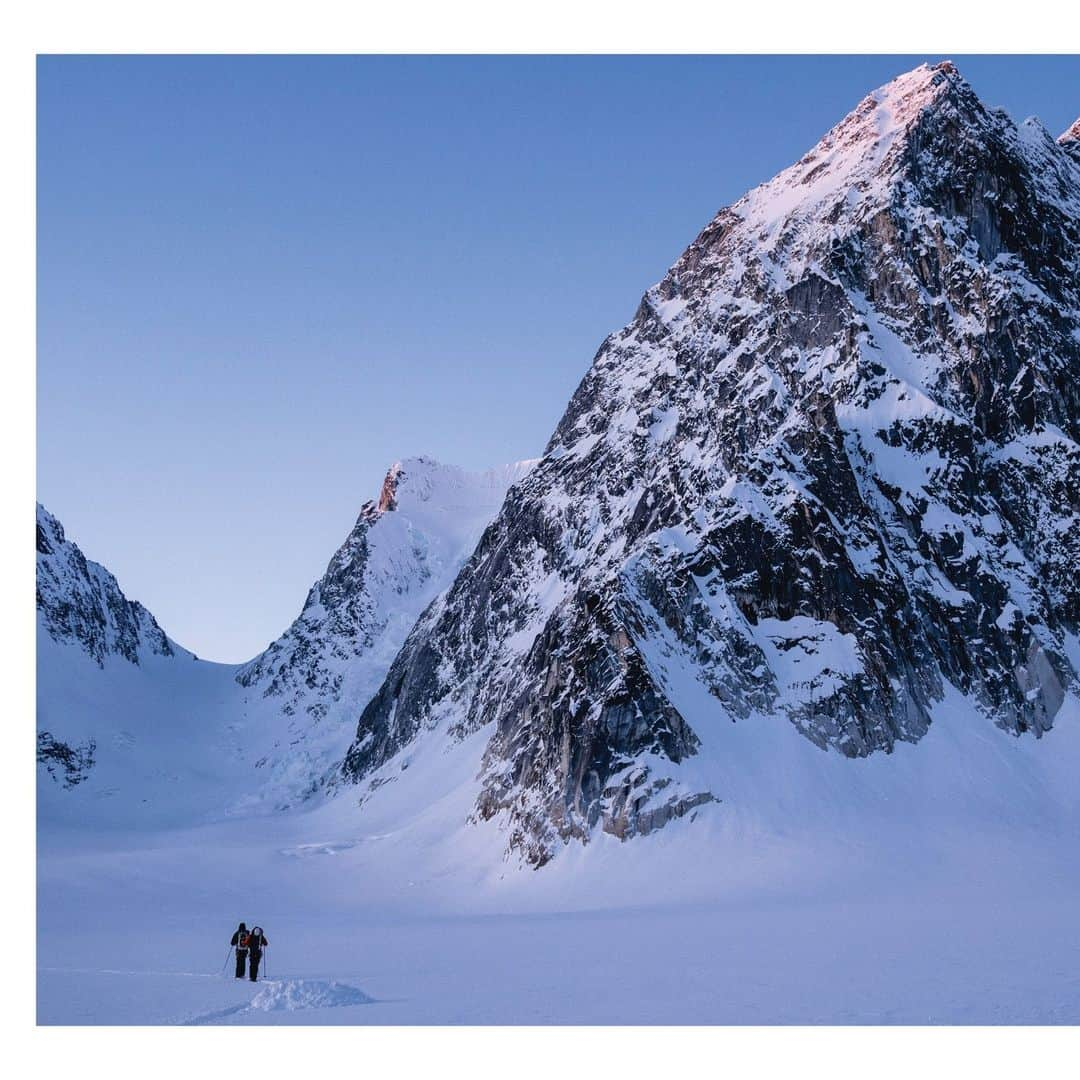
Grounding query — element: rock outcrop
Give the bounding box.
[36,504,174,666]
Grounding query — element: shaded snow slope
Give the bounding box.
[37,629,241,827]
[344,61,1080,864]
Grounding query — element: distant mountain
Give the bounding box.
[36,457,534,818]
[343,63,1080,865]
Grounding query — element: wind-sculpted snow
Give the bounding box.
[344,62,1080,865]
[250,979,374,1012]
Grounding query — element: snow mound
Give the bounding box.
[249,979,373,1011]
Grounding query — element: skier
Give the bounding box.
[229,921,250,979]
[247,925,269,981]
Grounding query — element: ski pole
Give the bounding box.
[221,947,233,976]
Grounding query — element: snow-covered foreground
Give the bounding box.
[37,818,1080,1025]
[38,693,1080,1025]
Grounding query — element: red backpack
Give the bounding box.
[238,931,251,950]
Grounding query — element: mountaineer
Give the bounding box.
[246,925,269,981]
[229,921,250,979]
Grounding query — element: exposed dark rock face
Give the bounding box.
[37,731,97,788]
[36,504,174,666]
[236,498,384,716]
[342,63,1080,866]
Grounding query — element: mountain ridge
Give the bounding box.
[37,456,536,814]
[342,61,1080,865]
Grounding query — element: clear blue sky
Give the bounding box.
[37,55,1080,662]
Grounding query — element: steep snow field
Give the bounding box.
[38,689,1080,1024]
[37,629,242,827]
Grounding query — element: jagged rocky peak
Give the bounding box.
[376,462,403,512]
[342,61,1079,867]
[236,455,536,735]
[36,504,175,667]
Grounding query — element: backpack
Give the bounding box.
[249,927,263,949]
[238,931,250,950]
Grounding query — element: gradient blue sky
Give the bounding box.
[38,55,1080,662]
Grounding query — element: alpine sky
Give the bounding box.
[37,54,1080,661]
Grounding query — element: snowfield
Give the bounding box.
[38,687,1080,1024]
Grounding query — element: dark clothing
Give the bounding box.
[230,925,249,980]
[247,930,269,981]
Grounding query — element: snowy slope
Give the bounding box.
[37,682,1080,1023]
[36,503,242,820]
[344,62,1080,865]
[36,625,241,826]
[36,457,535,823]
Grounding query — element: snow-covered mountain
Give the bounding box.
[233,457,536,806]
[343,63,1080,865]
[36,457,534,818]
